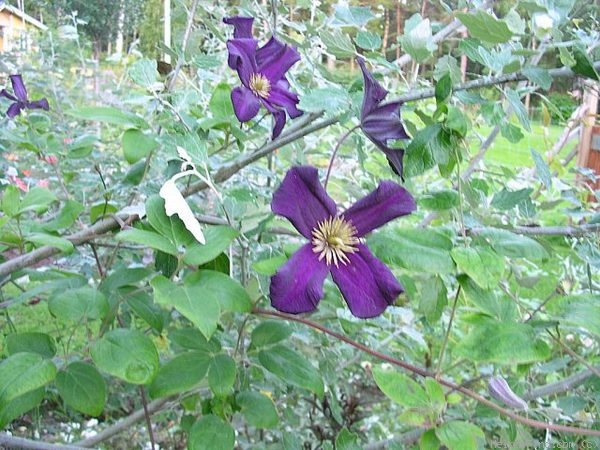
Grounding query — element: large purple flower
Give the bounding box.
[357,57,409,179]
[0,75,49,118]
[224,16,302,140]
[270,166,416,318]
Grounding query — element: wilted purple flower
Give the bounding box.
[357,57,409,179]
[488,376,528,410]
[224,16,302,140]
[270,166,416,318]
[0,75,49,118]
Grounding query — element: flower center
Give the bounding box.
[249,73,271,98]
[312,216,361,267]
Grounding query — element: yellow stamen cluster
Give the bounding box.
[312,216,361,267]
[249,73,271,98]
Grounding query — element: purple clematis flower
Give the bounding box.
[270,166,416,318]
[357,57,409,179]
[224,16,303,140]
[0,75,49,118]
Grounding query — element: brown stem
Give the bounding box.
[139,386,156,450]
[323,124,361,190]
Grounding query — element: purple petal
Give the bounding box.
[256,37,286,68]
[231,86,260,122]
[0,89,17,102]
[6,102,23,118]
[357,57,388,118]
[343,181,415,236]
[263,102,287,139]
[260,42,301,83]
[380,147,405,179]
[27,98,50,111]
[223,16,254,39]
[267,83,303,118]
[226,39,258,86]
[271,166,337,239]
[270,244,329,314]
[330,244,403,318]
[10,75,28,102]
[361,101,409,142]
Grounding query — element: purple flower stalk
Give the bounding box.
[224,16,303,140]
[488,376,528,410]
[0,75,49,118]
[269,166,416,318]
[357,57,409,179]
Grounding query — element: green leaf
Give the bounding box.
[531,149,552,188]
[321,30,355,59]
[551,294,600,338]
[128,58,159,89]
[368,228,455,274]
[501,123,524,143]
[169,328,221,353]
[424,378,446,412]
[26,233,74,253]
[151,274,220,340]
[451,246,504,289]
[458,275,517,322]
[145,195,195,249]
[184,226,239,266]
[252,255,287,275]
[571,45,599,81]
[354,31,381,50]
[456,11,513,44]
[208,354,236,397]
[418,276,447,322]
[435,73,452,105]
[90,201,118,223]
[0,353,57,404]
[124,290,166,332]
[6,333,56,358]
[259,345,324,398]
[335,428,362,450]
[491,187,533,210]
[435,421,485,450]
[19,187,57,214]
[403,123,441,177]
[372,365,428,408]
[399,14,437,62]
[149,351,211,398]
[505,89,531,132]
[472,228,548,260]
[56,362,106,416]
[445,106,469,137]
[48,287,109,322]
[455,322,551,364]
[2,185,20,217]
[0,388,44,428]
[185,270,252,313]
[332,4,375,27]
[42,200,84,231]
[67,107,148,128]
[419,190,459,211]
[522,66,553,90]
[236,391,279,428]
[91,329,159,384]
[251,321,293,348]
[209,83,235,119]
[188,415,235,450]
[122,129,158,164]
[419,429,442,450]
[298,88,352,114]
[116,229,178,256]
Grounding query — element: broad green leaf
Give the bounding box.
[122,129,158,164]
[169,328,221,353]
[418,276,447,322]
[368,228,455,274]
[56,362,106,416]
[456,11,513,44]
[403,123,440,177]
[26,233,74,253]
[419,190,459,211]
[571,45,599,81]
[2,185,21,217]
[491,187,533,210]
[522,66,553,90]
[42,200,84,231]
[321,30,355,59]
[550,294,600,338]
[6,333,56,358]
[0,388,44,429]
[354,31,381,50]
[531,149,552,188]
[151,274,221,339]
[501,123,524,143]
[100,267,153,294]
[505,89,531,132]
[251,321,293,348]
[209,83,235,119]
[116,229,178,255]
[252,255,287,275]
[19,187,57,214]
[91,329,159,384]
[455,322,551,364]
[435,73,452,105]
[436,421,484,450]
[236,391,279,428]
[124,290,166,332]
[451,246,504,289]
[335,428,361,450]
[67,107,148,128]
[259,345,324,398]
[89,201,118,223]
[185,270,252,313]
[445,106,469,137]
[0,353,57,404]
[208,354,236,397]
[434,55,461,84]
[298,88,351,113]
[128,58,159,89]
[419,429,442,450]
[372,365,428,408]
[332,4,375,27]
[48,287,109,322]
[424,378,446,412]
[472,228,548,260]
[188,415,234,450]
[458,275,517,322]
[146,195,195,248]
[149,351,211,398]
[399,14,437,62]
[184,226,239,266]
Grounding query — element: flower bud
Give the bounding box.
[488,376,528,410]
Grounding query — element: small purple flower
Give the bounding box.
[357,57,409,179]
[224,16,303,140]
[269,166,416,318]
[488,376,528,410]
[0,75,49,118]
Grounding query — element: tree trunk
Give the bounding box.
[163,0,171,64]
[115,0,125,55]
[396,2,401,61]
[382,8,389,58]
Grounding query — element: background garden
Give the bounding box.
[0,0,599,449]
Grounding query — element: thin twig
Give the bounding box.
[323,124,361,190]
[166,0,200,91]
[435,286,461,377]
[139,387,156,450]
[0,434,92,450]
